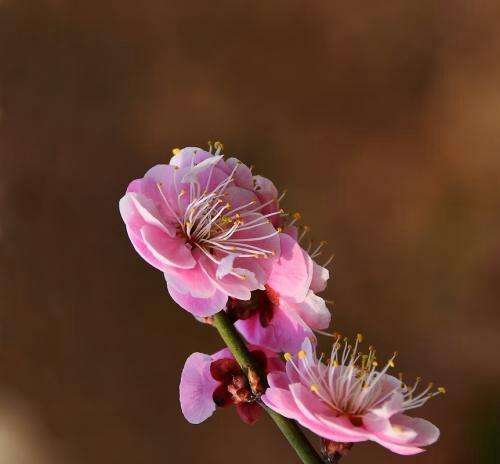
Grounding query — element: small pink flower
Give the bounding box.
[229,232,331,353]
[119,146,282,316]
[179,346,283,425]
[262,337,442,455]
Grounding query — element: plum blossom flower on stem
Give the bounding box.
[228,231,331,353]
[119,145,283,316]
[179,346,283,425]
[262,337,443,456]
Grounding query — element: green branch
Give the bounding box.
[212,311,324,464]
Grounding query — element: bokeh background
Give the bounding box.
[1,1,500,463]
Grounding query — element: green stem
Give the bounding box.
[212,311,324,464]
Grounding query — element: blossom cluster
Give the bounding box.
[120,144,442,460]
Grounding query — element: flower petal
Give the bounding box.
[179,353,218,424]
[267,234,312,302]
[235,305,314,354]
[281,291,331,330]
[310,260,329,294]
[141,225,195,269]
[166,280,227,316]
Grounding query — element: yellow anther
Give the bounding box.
[249,164,254,171]
[284,353,292,361]
[277,227,283,232]
[263,253,269,260]
[333,360,339,368]
[303,225,311,232]
[293,212,302,220]
[388,359,395,368]
[279,208,285,214]
[214,141,224,150]
[428,382,434,388]
[172,148,180,155]
[310,384,319,392]
[156,182,162,187]
[437,387,446,394]
[356,333,363,343]
[372,361,378,367]
[298,351,306,359]
[392,426,403,433]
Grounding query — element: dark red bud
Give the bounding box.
[210,358,241,381]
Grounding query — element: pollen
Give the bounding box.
[284,353,292,361]
[437,387,446,394]
[298,351,306,359]
[172,148,180,155]
[310,384,319,392]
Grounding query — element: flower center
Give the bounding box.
[226,285,280,327]
[155,160,283,280]
[210,351,268,407]
[285,334,445,418]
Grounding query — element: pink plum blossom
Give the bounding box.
[119,146,283,316]
[179,346,284,425]
[262,337,442,456]
[228,232,331,353]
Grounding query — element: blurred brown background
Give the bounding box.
[1,1,499,463]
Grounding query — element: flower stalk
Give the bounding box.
[212,311,324,464]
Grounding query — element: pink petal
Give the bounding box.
[290,384,368,441]
[199,255,258,301]
[235,305,314,353]
[281,291,331,330]
[282,224,298,240]
[216,254,237,279]
[391,414,440,447]
[264,385,360,443]
[179,353,218,424]
[141,225,196,269]
[364,412,439,454]
[164,261,217,299]
[123,225,168,271]
[225,158,254,189]
[261,387,303,420]
[225,186,259,210]
[169,147,212,168]
[123,193,176,236]
[310,260,329,294]
[167,281,227,317]
[253,175,280,228]
[267,234,312,303]
[181,155,223,184]
[267,371,290,389]
[369,391,404,419]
